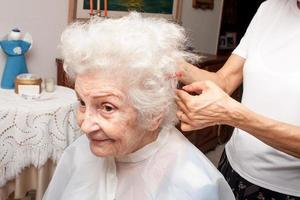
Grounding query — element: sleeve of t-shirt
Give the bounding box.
[233,1,268,59]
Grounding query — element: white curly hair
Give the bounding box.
[60,12,196,129]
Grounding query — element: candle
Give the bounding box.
[104,0,107,17]
[45,78,55,93]
[97,0,101,12]
[90,0,94,15]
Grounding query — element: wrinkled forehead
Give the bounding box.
[75,70,127,99]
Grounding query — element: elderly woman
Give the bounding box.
[43,13,234,200]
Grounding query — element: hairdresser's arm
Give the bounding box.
[176,81,300,158]
[232,101,300,158]
[178,54,245,95]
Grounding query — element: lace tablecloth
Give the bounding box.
[0,86,81,186]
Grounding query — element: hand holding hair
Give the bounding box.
[176,80,236,131]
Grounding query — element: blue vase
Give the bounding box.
[0,40,31,89]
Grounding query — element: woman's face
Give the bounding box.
[75,70,156,157]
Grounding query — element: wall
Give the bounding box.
[0,0,68,82]
[0,0,223,82]
[181,0,224,54]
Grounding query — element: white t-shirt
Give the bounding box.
[226,0,300,196]
[44,126,234,200]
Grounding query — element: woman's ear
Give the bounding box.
[148,113,164,131]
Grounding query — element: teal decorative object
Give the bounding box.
[0,29,32,89]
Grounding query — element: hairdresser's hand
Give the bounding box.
[176,80,236,131]
[176,60,199,85]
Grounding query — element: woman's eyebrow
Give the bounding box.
[90,89,125,100]
[92,94,124,105]
[91,93,120,98]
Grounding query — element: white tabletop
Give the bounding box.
[0,86,77,111]
[0,86,82,187]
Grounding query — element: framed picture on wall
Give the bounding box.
[68,0,183,23]
[225,32,237,49]
[218,32,237,50]
[192,0,214,9]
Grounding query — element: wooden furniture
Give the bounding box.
[56,55,242,153]
[56,58,74,88]
[180,53,243,152]
[0,160,55,200]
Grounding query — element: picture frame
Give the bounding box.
[225,32,237,49]
[218,35,227,50]
[218,32,237,50]
[68,0,183,23]
[192,0,214,10]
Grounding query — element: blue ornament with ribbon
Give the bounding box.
[0,28,32,89]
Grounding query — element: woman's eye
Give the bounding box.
[79,99,85,107]
[77,99,86,113]
[102,103,115,113]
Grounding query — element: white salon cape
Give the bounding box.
[43,126,234,200]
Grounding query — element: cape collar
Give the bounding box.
[115,126,170,163]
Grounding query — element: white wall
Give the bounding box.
[0,0,68,82]
[181,0,224,54]
[0,0,223,82]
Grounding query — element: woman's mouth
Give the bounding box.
[90,138,113,146]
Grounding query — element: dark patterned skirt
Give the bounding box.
[218,150,300,200]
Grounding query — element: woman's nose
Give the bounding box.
[80,114,100,134]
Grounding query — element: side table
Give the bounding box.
[0,86,81,200]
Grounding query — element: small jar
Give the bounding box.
[15,73,42,94]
